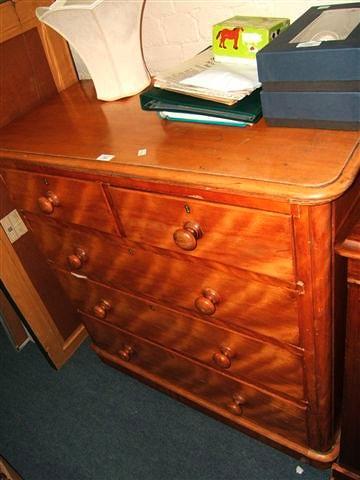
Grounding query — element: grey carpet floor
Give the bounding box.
[0,325,330,480]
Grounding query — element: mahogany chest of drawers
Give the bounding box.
[0,81,359,466]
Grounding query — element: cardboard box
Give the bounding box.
[260,90,360,130]
[212,16,290,62]
[257,3,360,85]
[256,2,360,129]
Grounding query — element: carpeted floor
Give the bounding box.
[0,325,330,480]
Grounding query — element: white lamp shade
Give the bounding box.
[36,0,151,101]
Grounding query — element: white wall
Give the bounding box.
[73,0,356,78]
[142,0,356,72]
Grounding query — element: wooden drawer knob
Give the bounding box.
[93,299,111,319]
[118,345,134,362]
[195,288,220,315]
[227,393,246,416]
[67,247,87,270]
[213,346,234,369]
[37,191,60,214]
[173,221,202,251]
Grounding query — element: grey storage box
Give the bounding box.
[256,3,360,130]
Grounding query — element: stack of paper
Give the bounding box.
[153,47,261,106]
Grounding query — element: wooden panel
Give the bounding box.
[0,287,29,348]
[13,0,52,29]
[0,222,86,368]
[14,0,78,92]
[292,204,334,452]
[23,28,58,100]
[0,28,57,127]
[335,173,360,238]
[348,259,360,281]
[0,2,22,43]
[2,168,118,234]
[83,314,308,445]
[0,456,23,480]
[0,178,81,340]
[108,186,295,281]
[338,283,360,470]
[27,215,300,345]
[56,270,304,400]
[334,220,360,479]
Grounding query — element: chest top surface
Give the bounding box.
[0,81,358,203]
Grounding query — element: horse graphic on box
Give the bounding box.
[216,27,244,50]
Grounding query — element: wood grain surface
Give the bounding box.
[292,203,334,452]
[108,186,295,280]
[0,213,86,368]
[0,179,81,341]
[333,219,360,480]
[1,56,358,463]
[0,28,57,128]
[83,314,308,445]
[2,168,118,234]
[56,269,304,400]
[26,214,301,345]
[0,288,29,348]
[0,81,358,203]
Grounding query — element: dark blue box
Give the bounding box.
[260,91,360,130]
[256,3,360,129]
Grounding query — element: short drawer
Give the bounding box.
[56,270,304,400]
[28,215,300,345]
[83,314,308,445]
[1,168,117,234]
[108,187,295,281]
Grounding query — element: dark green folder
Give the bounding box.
[140,87,262,123]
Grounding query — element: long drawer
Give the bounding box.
[1,168,117,234]
[27,215,300,345]
[82,314,308,445]
[108,186,295,281]
[56,270,304,400]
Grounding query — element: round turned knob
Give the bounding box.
[228,392,246,416]
[212,346,235,369]
[118,345,134,362]
[173,221,203,251]
[93,299,111,319]
[194,288,220,315]
[232,392,246,405]
[37,191,60,214]
[227,402,243,416]
[67,247,87,270]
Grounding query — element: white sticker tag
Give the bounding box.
[137,148,147,157]
[296,465,304,475]
[296,41,322,48]
[0,209,28,244]
[96,154,115,161]
[70,272,88,279]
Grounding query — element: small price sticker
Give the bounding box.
[96,154,115,161]
[0,210,28,244]
[137,148,147,157]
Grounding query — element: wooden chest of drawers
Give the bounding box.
[0,81,359,466]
